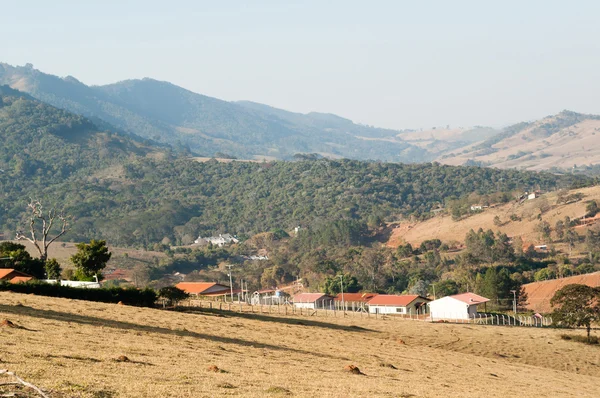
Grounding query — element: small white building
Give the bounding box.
[428,292,490,320]
[367,294,430,315]
[194,234,239,247]
[292,293,334,309]
[470,205,483,212]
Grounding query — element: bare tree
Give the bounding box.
[15,200,70,262]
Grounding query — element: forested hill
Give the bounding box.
[0,62,428,162]
[0,85,593,248]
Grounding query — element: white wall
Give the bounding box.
[368,305,406,314]
[429,297,473,320]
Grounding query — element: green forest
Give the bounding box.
[2,86,600,308]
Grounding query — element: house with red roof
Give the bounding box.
[428,292,490,320]
[334,292,378,311]
[175,282,231,296]
[0,268,33,284]
[367,294,430,315]
[292,292,334,309]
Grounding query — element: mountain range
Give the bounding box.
[0,62,493,163]
[1,62,600,170]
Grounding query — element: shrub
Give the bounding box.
[0,280,157,307]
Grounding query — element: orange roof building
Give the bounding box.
[175,282,230,296]
[367,294,431,315]
[0,269,33,283]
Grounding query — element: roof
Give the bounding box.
[522,271,600,313]
[333,292,378,302]
[175,282,230,295]
[448,293,490,305]
[9,276,33,283]
[0,268,32,280]
[293,293,331,303]
[367,294,428,306]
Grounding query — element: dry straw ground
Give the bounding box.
[1,292,600,397]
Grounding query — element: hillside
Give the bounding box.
[440,111,600,171]
[0,63,429,162]
[1,85,585,248]
[2,293,600,397]
[523,271,600,313]
[386,185,600,247]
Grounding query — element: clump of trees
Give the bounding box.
[71,240,112,281]
[551,284,600,343]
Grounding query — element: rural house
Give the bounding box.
[175,282,231,296]
[428,292,490,320]
[292,293,334,309]
[0,268,33,284]
[333,292,378,311]
[367,294,430,315]
[194,234,239,247]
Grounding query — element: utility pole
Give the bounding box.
[432,284,436,300]
[339,274,345,312]
[510,290,517,314]
[226,264,234,303]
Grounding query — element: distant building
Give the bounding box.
[292,293,334,309]
[428,292,490,320]
[194,234,239,247]
[0,269,33,284]
[175,282,231,296]
[367,294,430,315]
[470,205,483,211]
[334,292,378,311]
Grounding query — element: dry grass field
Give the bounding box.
[1,292,600,397]
[386,185,600,247]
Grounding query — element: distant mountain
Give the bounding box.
[440,111,600,171]
[0,63,436,162]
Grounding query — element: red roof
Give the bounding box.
[293,293,331,303]
[449,292,490,305]
[333,292,378,302]
[367,294,427,306]
[175,282,230,295]
[0,269,32,281]
[9,276,33,284]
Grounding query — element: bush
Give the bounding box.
[0,280,157,307]
[560,334,599,345]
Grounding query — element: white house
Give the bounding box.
[470,205,483,212]
[292,293,334,309]
[428,292,490,320]
[367,294,430,315]
[194,234,239,247]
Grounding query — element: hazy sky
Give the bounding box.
[2,0,600,130]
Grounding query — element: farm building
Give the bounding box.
[0,269,33,284]
[334,292,378,311]
[175,282,231,296]
[367,294,430,315]
[428,293,490,320]
[292,293,334,309]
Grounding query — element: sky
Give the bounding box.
[2,0,600,130]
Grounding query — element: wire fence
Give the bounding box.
[181,299,552,327]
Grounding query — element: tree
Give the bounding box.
[493,215,502,227]
[71,240,112,281]
[0,241,45,278]
[15,200,70,262]
[322,273,361,295]
[565,229,579,255]
[44,258,62,279]
[158,286,189,306]
[432,279,458,298]
[585,200,599,217]
[535,221,552,242]
[554,220,565,241]
[551,284,600,343]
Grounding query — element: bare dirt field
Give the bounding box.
[1,292,599,397]
[386,186,600,247]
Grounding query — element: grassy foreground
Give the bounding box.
[1,292,599,397]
